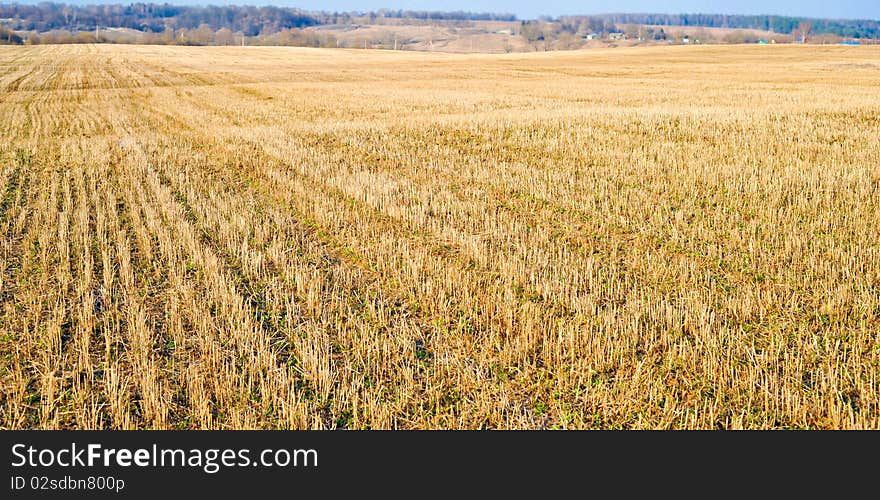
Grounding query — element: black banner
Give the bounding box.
[1,431,876,497]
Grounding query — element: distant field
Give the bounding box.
[1,44,879,429]
[313,21,531,53]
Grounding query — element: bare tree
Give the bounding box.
[191,24,215,45]
[215,28,235,46]
[794,21,812,43]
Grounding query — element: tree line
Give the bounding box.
[366,9,516,22]
[0,3,516,35]
[0,3,318,36]
[554,14,880,39]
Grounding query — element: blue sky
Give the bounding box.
[59,1,880,20]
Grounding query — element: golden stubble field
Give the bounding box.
[0,44,879,429]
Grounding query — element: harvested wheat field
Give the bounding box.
[1,44,879,429]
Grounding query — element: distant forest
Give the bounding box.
[575,13,880,39]
[0,3,877,45]
[0,3,514,35]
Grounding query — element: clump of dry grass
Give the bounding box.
[1,44,878,429]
